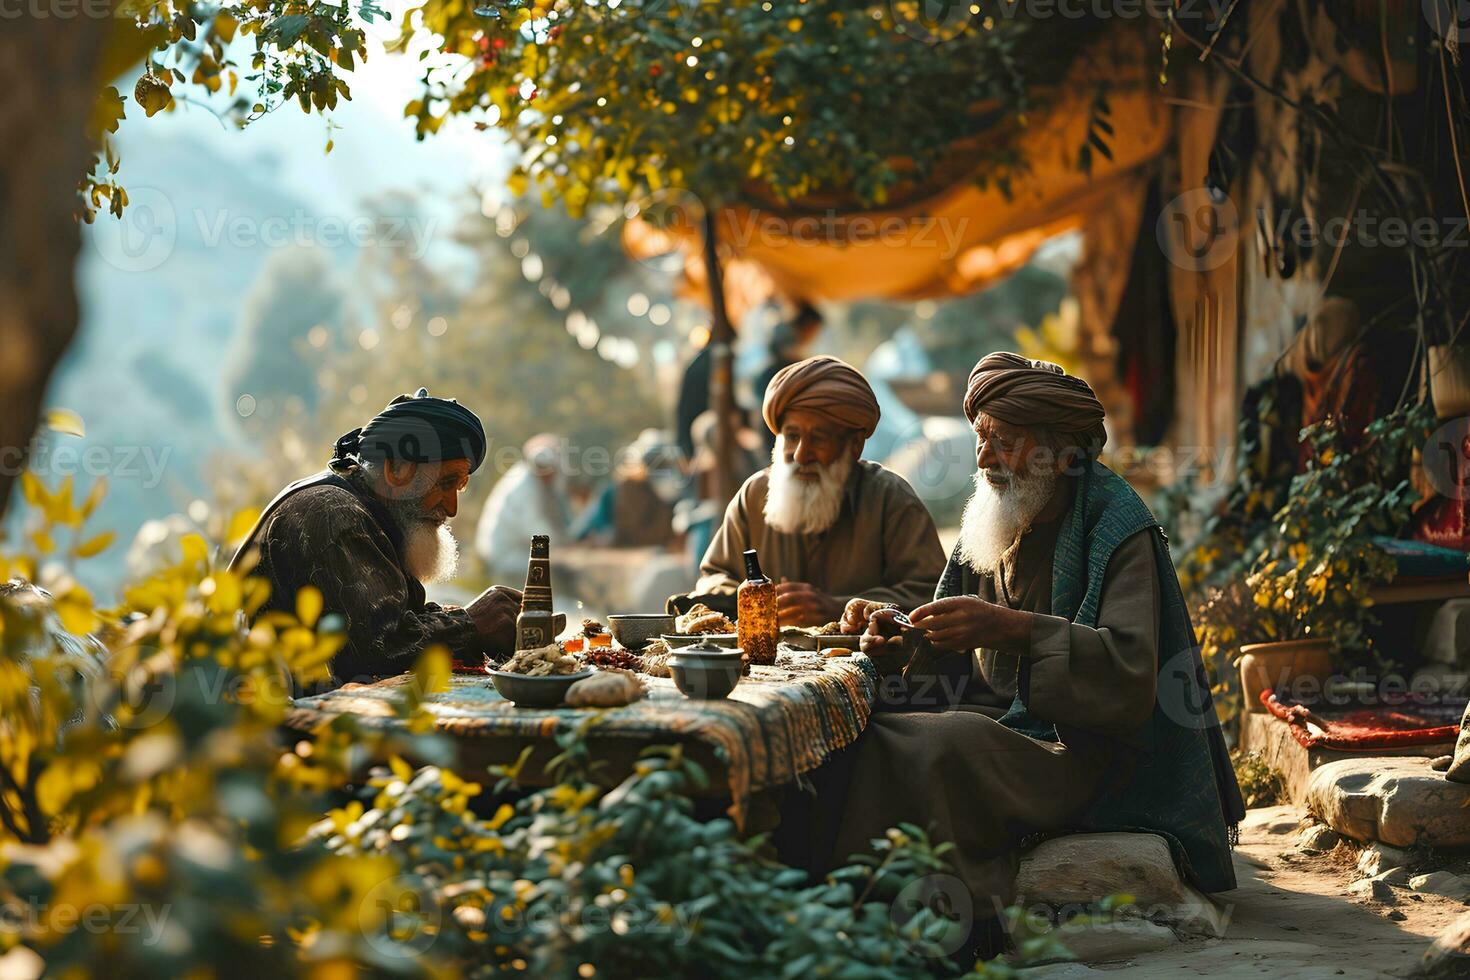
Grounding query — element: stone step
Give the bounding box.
[1305,755,1470,849]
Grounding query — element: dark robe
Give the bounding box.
[779,500,1166,922]
[242,471,479,686]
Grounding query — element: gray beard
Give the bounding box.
[400,519,459,584]
[956,467,1057,575]
[763,438,853,535]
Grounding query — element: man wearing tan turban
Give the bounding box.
[779,353,1244,966]
[672,355,945,627]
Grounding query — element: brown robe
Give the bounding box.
[778,510,1160,926]
[679,460,946,616]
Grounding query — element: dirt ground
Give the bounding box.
[1026,805,1469,979]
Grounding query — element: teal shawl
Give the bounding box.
[936,460,1243,892]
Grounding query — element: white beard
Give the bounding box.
[402,520,460,584]
[763,437,853,535]
[956,466,1057,575]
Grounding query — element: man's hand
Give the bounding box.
[859,608,911,675]
[467,585,521,655]
[907,596,1032,653]
[840,597,896,635]
[775,581,843,627]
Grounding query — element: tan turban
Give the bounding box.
[964,352,1107,455]
[762,355,880,437]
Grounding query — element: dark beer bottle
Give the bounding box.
[737,548,777,665]
[516,534,556,650]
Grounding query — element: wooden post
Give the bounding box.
[702,208,738,509]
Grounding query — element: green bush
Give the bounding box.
[0,472,986,977]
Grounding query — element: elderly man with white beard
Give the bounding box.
[778,354,1245,965]
[230,390,522,688]
[673,356,945,626]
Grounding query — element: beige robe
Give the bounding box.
[682,460,946,616]
[777,510,1161,935]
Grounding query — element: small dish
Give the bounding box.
[608,614,676,651]
[487,669,595,708]
[667,642,744,699]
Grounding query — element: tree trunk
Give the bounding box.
[0,17,113,519]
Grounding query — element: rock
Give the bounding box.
[1349,877,1399,904]
[1357,843,1414,877]
[1298,824,1342,854]
[1431,755,1453,772]
[1015,833,1227,937]
[1369,867,1413,888]
[1415,910,1470,978]
[1409,872,1470,901]
[1305,757,1470,848]
[1051,918,1178,964]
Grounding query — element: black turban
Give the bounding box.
[331,389,487,473]
[964,352,1107,456]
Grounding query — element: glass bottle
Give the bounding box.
[737,548,777,666]
[515,534,556,649]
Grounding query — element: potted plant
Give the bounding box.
[1233,565,1335,711]
[1191,403,1436,716]
[1194,573,1333,716]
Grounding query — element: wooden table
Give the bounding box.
[283,650,879,827]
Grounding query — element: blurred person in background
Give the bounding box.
[571,431,685,550]
[673,410,765,569]
[474,433,573,582]
[230,390,523,686]
[753,301,824,452]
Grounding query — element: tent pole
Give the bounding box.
[703,207,737,509]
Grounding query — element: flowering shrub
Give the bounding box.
[1186,402,1436,694]
[0,469,1005,976]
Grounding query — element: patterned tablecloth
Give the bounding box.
[284,651,879,819]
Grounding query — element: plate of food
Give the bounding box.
[487,643,593,707]
[778,621,852,650]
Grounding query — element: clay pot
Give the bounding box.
[1429,345,1470,419]
[1235,639,1334,712]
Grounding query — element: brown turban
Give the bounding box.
[964,352,1107,455]
[762,355,880,437]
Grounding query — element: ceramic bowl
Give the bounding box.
[667,646,744,699]
[661,632,738,649]
[607,614,676,651]
[487,668,594,708]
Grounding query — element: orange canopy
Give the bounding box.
[624,27,1169,322]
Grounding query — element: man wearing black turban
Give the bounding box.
[231,389,523,686]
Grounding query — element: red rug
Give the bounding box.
[1261,690,1465,751]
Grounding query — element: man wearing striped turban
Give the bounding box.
[231,389,523,687]
[675,355,945,627]
[782,354,1244,965]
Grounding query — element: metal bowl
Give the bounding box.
[667,647,744,699]
[607,614,676,651]
[661,632,738,649]
[487,669,594,708]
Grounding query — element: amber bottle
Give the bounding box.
[737,548,777,666]
[515,534,556,650]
